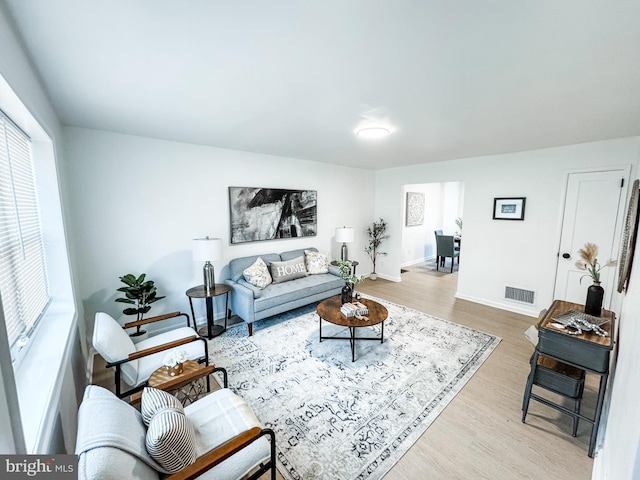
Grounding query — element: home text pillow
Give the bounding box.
[305,250,329,274]
[270,255,307,283]
[146,408,197,473]
[141,387,183,426]
[243,257,272,289]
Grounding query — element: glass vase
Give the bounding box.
[341,284,353,305]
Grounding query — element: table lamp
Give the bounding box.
[335,227,354,261]
[192,237,222,292]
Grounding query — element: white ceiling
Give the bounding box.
[4,1,640,170]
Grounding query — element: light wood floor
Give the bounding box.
[93,264,595,479]
[358,265,594,480]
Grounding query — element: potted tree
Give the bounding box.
[115,273,165,339]
[364,218,389,280]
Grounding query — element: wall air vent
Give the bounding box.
[504,285,536,305]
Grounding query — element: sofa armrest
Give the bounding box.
[328,264,341,277]
[237,279,263,299]
[225,280,256,324]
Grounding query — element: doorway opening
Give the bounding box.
[401,181,465,277]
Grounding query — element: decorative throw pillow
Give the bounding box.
[146,408,197,473]
[270,255,308,283]
[243,257,272,289]
[141,387,183,426]
[305,250,329,274]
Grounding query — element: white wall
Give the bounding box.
[61,127,376,337]
[593,163,640,479]
[375,137,640,316]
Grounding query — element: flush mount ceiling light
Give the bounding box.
[356,127,390,139]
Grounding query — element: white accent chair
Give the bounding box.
[76,384,277,480]
[93,311,208,398]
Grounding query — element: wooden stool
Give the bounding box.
[522,352,586,436]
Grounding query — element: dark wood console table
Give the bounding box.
[522,299,615,457]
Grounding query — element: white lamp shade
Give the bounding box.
[192,237,222,262]
[335,227,355,243]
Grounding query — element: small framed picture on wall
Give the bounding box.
[493,197,526,220]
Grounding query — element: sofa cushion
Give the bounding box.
[254,273,344,312]
[146,407,197,473]
[270,256,307,283]
[229,253,281,282]
[305,250,329,274]
[243,257,273,289]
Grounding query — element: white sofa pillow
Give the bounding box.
[305,250,329,274]
[243,257,272,289]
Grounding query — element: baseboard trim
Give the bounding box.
[400,256,432,268]
[454,292,539,318]
[371,273,402,283]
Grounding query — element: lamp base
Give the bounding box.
[203,262,215,292]
[341,243,348,261]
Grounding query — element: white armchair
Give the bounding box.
[93,311,208,398]
[76,384,276,480]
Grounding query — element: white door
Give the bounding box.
[554,169,628,308]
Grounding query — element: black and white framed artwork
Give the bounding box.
[228,187,317,244]
[493,197,526,220]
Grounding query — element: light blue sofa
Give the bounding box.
[226,247,343,335]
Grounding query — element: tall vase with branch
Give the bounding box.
[365,218,389,280]
[575,242,615,316]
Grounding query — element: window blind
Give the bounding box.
[0,110,49,351]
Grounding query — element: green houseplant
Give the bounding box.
[364,218,389,280]
[336,259,365,304]
[336,259,365,288]
[115,273,165,337]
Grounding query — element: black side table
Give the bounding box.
[330,260,359,275]
[186,284,231,339]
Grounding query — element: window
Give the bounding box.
[0,109,50,358]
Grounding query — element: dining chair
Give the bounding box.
[433,230,444,266]
[435,235,460,272]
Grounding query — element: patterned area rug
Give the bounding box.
[208,296,500,480]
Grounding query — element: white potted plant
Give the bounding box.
[364,218,389,280]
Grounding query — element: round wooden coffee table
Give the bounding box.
[317,296,388,362]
